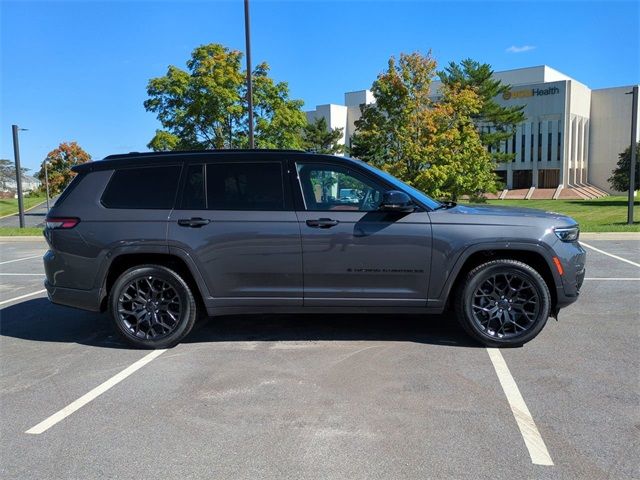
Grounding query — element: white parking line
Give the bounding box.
[25,349,167,435]
[0,255,42,265]
[0,289,47,307]
[581,242,640,268]
[487,348,554,466]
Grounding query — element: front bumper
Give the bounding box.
[45,279,102,312]
[554,240,587,309]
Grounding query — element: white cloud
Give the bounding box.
[506,45,536,54]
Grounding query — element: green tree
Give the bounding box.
[36,142,91,195]
[420,84,498,201]
[351,52,498,201]
[608,144,640,192]
[438,59,525,163]
[302,117,345,154]
[144,43,306,151]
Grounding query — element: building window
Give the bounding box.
[521,134,526,162]
[512,133,516,162]
[547,121,552,161]
[538,122,542,162]
[557,120,562,162]
[530,123,534,162]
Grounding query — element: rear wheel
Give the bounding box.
[454,259,551,347]
[109,265,196,349]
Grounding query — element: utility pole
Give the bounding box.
[11,125,25,228]
[244,0,254,149]
[627,86,638,225]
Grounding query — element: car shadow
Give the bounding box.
[0,298,482,349]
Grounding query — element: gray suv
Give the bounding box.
[43,150,586,349]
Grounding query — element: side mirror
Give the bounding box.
[379,190,415,212]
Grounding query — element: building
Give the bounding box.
[0,174,41,195]
[306,65,639,198]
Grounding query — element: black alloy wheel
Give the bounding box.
[455,259,551,347]
[110,265,197,349]
[470,271,540,338]
[117,276,182,339]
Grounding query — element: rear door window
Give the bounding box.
[101,165,181,209]
[206,162,285,211]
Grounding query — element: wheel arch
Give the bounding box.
[100,251,209,313]
[441,243,560,312]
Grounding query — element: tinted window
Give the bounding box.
[53,172,85,207]
[181,164,205,209]
[206,162,284,211]
[296,163,385,212]
[102,165,181,209]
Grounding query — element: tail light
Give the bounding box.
[45,217,80,229]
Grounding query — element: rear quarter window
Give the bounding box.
[101,165,182,209]
[53,172,86,207]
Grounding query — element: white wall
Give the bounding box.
[344,90,374,146]
[589,85,640,193]
[306,104,349,148]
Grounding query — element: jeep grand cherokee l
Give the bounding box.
[43,150,586,349]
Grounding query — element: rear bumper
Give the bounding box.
[45,279,102,312]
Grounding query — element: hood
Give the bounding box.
[433,204,578,227]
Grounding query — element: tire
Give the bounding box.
[454,259,551,347]
[109,265,197,349]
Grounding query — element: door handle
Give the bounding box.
[178,217,210,228]
[306,218,339,228]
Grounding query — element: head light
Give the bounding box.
[554,226,579,242]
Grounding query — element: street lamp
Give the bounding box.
[244,0,254,149]
[11,125,28,228]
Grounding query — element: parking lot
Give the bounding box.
[1,235,638,479]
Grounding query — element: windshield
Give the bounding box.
[353,159,443,210]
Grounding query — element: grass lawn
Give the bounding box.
[0,196,47,217]
[0,227,43,236]
[467,196,639,232]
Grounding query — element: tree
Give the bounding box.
[419,84,498,201]
[144,43,307,151]
[36,142,91,195]
[608,144,640,192]
[351,52,499,201]
[302,117,345,154]
[438,59,525,163]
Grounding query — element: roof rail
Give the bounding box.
[103,148,306,160]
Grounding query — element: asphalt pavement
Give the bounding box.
[0,235,638,479]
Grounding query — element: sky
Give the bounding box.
[1,0,638,173]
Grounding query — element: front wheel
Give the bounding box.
[454,259,551,347]
[109,265,197,349]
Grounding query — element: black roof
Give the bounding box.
[102,148,304,160]
[72,149,323,173]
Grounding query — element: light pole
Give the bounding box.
[626,86,638,225]
[244,0,254,149]
[44,160,51,212]
[11,125,27,228]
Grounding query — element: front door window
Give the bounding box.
[296,163,385,212]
